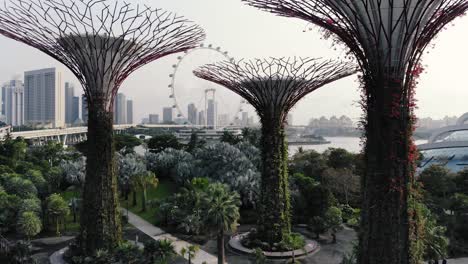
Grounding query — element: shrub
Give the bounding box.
[17,211,42,240]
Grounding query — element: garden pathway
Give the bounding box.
[125,209,218,264]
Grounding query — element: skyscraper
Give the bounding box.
[72,96,80,124]
[24,68,64,128]
[114,93,127,124]
[1,80,24,126]
[207,99,217,128]
[187,103,197,125]
[163,107,173,124]
[65,82,75,125]
[198,110,205,126]
[126,100,133,124]
[149,114,159,124]
[81,94,88,123]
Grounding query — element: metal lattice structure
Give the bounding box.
[168,43,248,125]
[195,58,356,120]
[0,0,205,255]
[243,0,468,85]
[195,57,356,244]
[242,1,468,263]
[0,0,205,110]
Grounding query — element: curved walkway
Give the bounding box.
[125,210,218,264]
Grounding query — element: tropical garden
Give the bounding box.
[0,0,466,264]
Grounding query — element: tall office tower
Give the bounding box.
[1,80,24,126]
[72,96,80,124]
[1,83,10,116]
[187,103,197,125]
[81,94,88,123]
[24,68,64,128]
[163,107,173,124]
[242,112,248,126]
[207,99,217,128]
[1,84,11,123]
[198,110,205,126]
[114,93,127,124]
[126,100,133,124]
[64,82,75,125]
[149,114,159,124]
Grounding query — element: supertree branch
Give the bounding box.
[0,0,205,110]
[194,57,356,121]
[195,57,356,244]
[243,0,468,84]
[0,0,205,256]
[242,1,468,263]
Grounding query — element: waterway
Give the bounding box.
[136,137,428,156]
[288,137,428,155]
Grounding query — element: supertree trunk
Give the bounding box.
[80,98,121,254]
[259,115,291,243]
[194,57,356,247]
[0,0,204,255]
[360,78,412,264]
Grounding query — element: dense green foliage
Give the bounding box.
[147,134,182,154]
[152,179,241,240]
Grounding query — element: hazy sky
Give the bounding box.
[0,0,467,125]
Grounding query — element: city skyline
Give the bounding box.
[0,0,465,125]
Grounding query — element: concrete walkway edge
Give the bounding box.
[124,209,218,264]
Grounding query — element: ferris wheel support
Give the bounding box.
[168,44,246,127]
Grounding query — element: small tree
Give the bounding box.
[46,194,70,236]
[324,206,343,243]
[180,244,199,264]
[308,216,327,239]
[17,211,42,240]
[204,183,241,264]
[143,239,176,264]
[132,172,159,212]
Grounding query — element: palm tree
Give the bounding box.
[144,239,176,264]
[204,183,241,264]
[132,172,159,212]
[180,245,199,264]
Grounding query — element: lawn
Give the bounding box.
[121,178,178,224]
[59,179,177,230]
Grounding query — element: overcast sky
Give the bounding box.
[0,0,467,125]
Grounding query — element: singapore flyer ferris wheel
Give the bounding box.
[168,43,250,128]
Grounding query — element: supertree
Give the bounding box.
[0,0,205,254]
[194,57,356,245]
[242,1,468,263]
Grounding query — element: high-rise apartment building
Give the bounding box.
[114,93,127,124]
[65,82,75,125]
[127,100,133,124]
[163,107,173,124]
[187,103,197,125]
[218,114,230,127]
[24,68,64,128]
[1,80,24,126]
[207,99,217,128]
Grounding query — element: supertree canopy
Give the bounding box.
[0,0,205,255]
[195,57,356,244]
[242,1,468,263]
